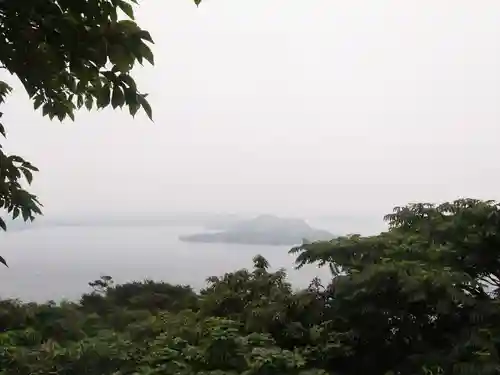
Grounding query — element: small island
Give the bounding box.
[179,215,334,246]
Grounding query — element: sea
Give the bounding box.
[0,225,337,302]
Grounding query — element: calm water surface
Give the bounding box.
[0,225,332,302]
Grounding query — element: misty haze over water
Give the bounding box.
[0,215,384,302]
[2,1,498,303]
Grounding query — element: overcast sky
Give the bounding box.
[2,0,500,219]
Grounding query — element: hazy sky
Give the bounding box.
[3,0,500,219]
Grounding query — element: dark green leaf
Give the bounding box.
[118,0,135,19]
[102,71,117,82]
[109,44,133,72]
[138,43,154,65]
[137,30,154,44]
[124,88,139,116]
[138,95,152,120]
[85,95,93,111]
[111,86,125,109]
[42,104,51,117]
[129,102,140,117]
[117,20,141,33]
[21,208,30,222]
[0,255,8,267]
[120,75,137,90]
[76,80,87,94]
[67,76,77,92]
[22,162,39,172]
[77,95,84,109]
[97,85,111,108]
[34,95,44,110]
[21,168,33,184]
[32,205,43,215]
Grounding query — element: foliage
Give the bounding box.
[0,0,200,263]
[0,83,41,250]
[0,0,201,265]
[1,199,500,375]
[292,198,500,375]
[0,0,162,239]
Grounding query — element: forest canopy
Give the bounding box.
[1,198,499,375]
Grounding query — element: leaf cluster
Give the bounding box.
[0,0,156,121]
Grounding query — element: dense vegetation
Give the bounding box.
[1,198,499,375]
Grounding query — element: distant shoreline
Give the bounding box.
[179,215,334,246]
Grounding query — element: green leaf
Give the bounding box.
[0,122,5,137]
[129,103,140,117]
[21,168,33,184]
[67,76,77,92]
[97,85,111,108]
[120,75,137,90]
[109,44,134,72]
[118,0,135,19]
[85,95,93,111]
[13,207,20,220]
[34,95,44,110]
[117,20,141,33]
[32,204,43,215]
[21,208,30,222]
[111,86,125,109]
[137,30,154,44]
[0,255,8,268]
[42,103,51,117]
[124,88,139,117]
[138,43,154,65]
[22,162,39,172]
[138,95,152,120]
[76,80,87,94]
[102,71,117,82]
[0,218,6,231]
[57,110,65,122]
[195,0,202,6]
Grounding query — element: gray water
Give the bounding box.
[0,225,333,302]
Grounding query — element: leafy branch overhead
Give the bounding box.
[0,0,211,241]
[0,80,42,241]
[0,0,156,121]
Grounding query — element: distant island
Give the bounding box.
[179,215,334,246]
